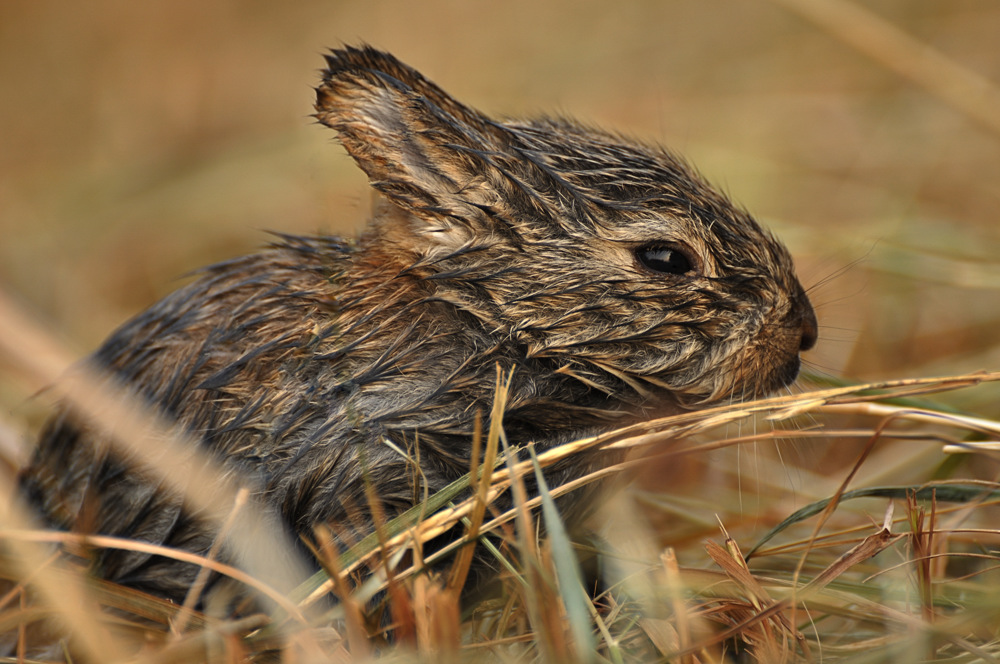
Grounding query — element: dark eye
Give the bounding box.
[635,244,696,275]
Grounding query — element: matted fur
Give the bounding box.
[18,45,816,608]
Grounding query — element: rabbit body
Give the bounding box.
[18,46,817,605]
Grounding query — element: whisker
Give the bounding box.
[804,246,874,294]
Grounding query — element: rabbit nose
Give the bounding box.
[798,303,818,352]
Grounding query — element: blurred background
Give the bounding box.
[3,0,1000,444]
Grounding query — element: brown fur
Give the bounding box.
[18,45,816,607]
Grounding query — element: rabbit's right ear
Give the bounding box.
[315,46,506,224]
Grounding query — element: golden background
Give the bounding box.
[3,0,1000,441]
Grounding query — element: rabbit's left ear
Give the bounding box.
[315,46,509,221]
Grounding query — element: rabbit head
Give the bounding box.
[315,46,816,417]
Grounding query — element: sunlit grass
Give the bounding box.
[3,284,1000,661]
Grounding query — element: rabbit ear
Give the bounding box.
[314,46,505,221]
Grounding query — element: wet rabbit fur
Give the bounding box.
[19,46,817,607]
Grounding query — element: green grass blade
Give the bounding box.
[529,442,597,662]
[746,482,1000,558]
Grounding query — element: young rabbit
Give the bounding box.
[18,45,816,611]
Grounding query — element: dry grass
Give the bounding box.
[3,285,1000,662]
[3,0,1000,662]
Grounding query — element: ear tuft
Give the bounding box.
[317,45,482,127]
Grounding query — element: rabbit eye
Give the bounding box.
[635,244,695,276]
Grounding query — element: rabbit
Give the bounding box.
[16,44,817,620]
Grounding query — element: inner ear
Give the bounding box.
[314,46,506,218]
